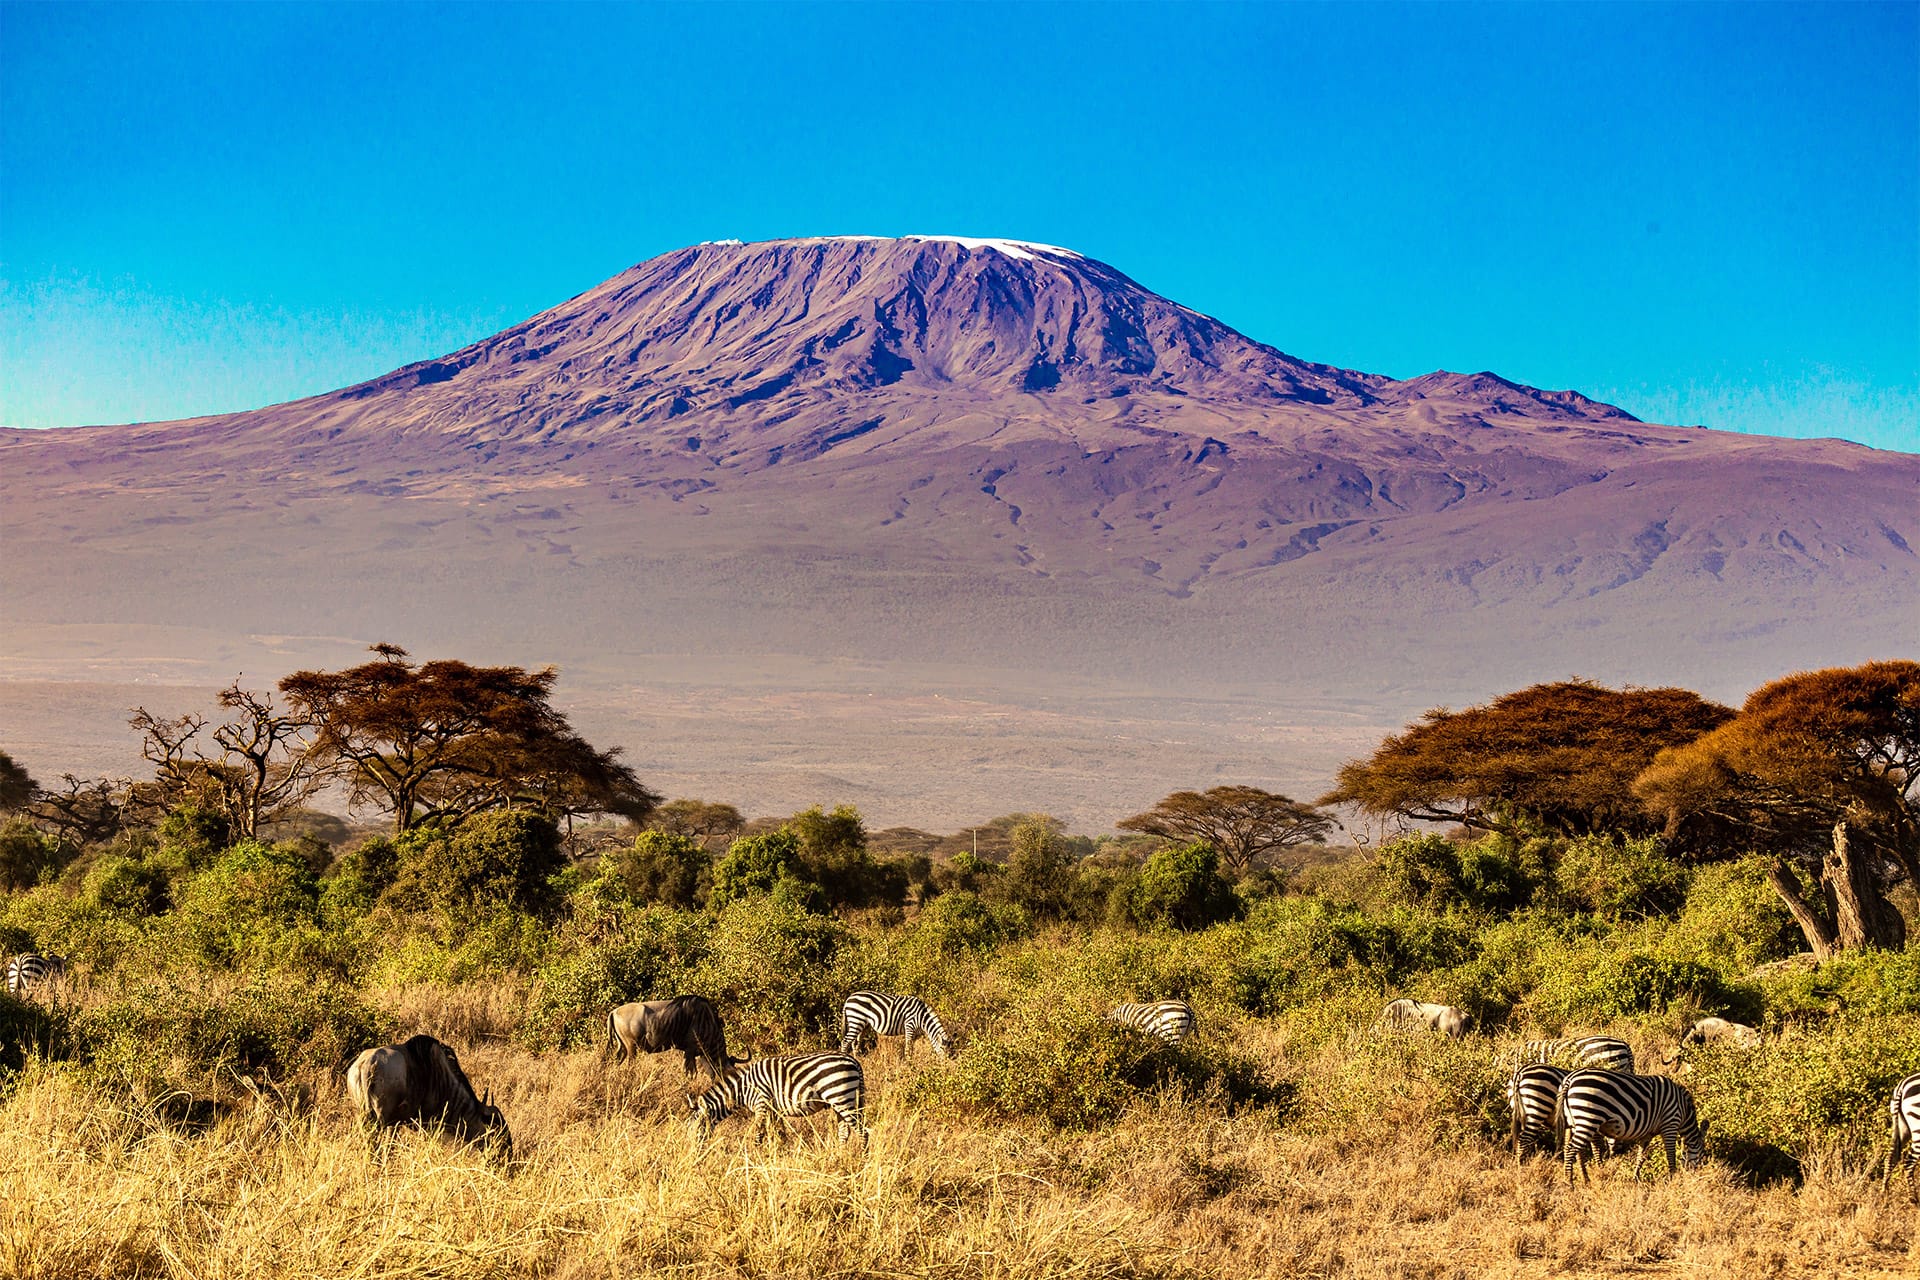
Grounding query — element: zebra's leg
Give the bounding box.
[1663,1132,1680,1179]
[839,1017,860,1057]
[1630,1138,1651,1181]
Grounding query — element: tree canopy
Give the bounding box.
[1118,785,1332,874]
[279,644,658,832]
[1320,680,1734,837]
[1633,659,1919,955]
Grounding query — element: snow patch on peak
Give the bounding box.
[903,236,1083,262]
[699,239,744,247]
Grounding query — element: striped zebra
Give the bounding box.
[1108,1000,1194,1047]
[1558,1069,1708,1186]
[1886,1072,1920,1201]
[1507,1062,1567,1161]
[5,953,67,998]
[839,991,951,1058]
[688,1051,867,1144]
[1518,1035,1634,1073]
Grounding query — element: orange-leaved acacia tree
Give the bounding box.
[1319,680,1734,837]
[1118,785,1332,875]
[279,644,659,832]
[1634,659,1920,958]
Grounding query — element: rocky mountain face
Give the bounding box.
[2,236,1914,823]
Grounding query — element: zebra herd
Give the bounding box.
[349,989,1195,1152]
[14,946,1916,1196]
[1481,1025,1918,1194]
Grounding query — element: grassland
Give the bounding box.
[4,975,1916,1280]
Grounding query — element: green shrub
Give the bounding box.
[1760,947,1920,1024]
[84,855,172,917]
[1658,858,1801,974]
[171,840,321,968]
[80,974,393,1091]
[0,990,74,1071]
[0,817,65,892]
[598,830,709,909]
[1126,842,1239,931]
[521,906,708,1050]
[691,895,846,1046]
[1688,1014,1920,1164]
[154,804,232,874]
[1531,951,1755,1024]
[708,829,824,913]
[1554,834,1688,920]
[382,811,567,922]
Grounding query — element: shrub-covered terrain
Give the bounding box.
[1,658,1916,1277]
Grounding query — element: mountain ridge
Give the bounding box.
[0,235,1913,825]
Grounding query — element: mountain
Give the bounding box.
[2,236,1914,827]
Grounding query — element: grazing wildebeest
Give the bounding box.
[345,1034,511,1158]
[1377,998,1472,1039]
[605,995,737,1078]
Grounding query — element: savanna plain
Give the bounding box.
[1,659,1917,1280]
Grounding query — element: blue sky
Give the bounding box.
[2,1,1915,450]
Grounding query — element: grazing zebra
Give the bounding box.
[1507,1062,1568,1161]
[5,953,67,998]
[839,991,951,1058]
[1519,1035,1634,1073]
[688,1051,867,1144]
[1886,1072,1920,1201]
[1108,1000,1195,1047]
[1558,1069,1708,1186]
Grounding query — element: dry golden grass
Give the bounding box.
[4,1002,1916,1280]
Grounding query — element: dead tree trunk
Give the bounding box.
[1768,822,1907,959]
[1826,821,1907,951]
[1766,858,1837,962]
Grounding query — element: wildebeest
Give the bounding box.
[606,994,737,1078]
[1664,1016,1761,1065]
[1377,998,1472,1039]
[345,1034,511,1157]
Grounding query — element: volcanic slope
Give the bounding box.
[2,236,1914,821]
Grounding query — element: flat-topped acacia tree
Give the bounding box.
[1634,659,1920,957]
[1119,786,1333,876]
[278,643,658,833]
[1319,681,1735,838]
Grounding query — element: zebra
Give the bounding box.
[839,991,951,1058]
[1507,1062,1567,1161]
[687,1051,866,1144]
[1886,1071,1920,1201]
[1517,1035,1634,1073]
[1558,1068,1708,1186]
[5,953,67,998]
[1108,1000,1194,1047]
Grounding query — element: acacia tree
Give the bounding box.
[131,682,329,840]
[279,644,658,832]
[1119,785,1332,875]
[649,798,746,851]
[1634,660,1920,957]
[1319,681,1734,837]
[0,750,37,812]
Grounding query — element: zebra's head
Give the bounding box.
[686,1074,740,1138]
[1684,1117,1709,1168]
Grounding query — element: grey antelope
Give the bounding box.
[5,952,67,998]
[1108,1001,1195,1047]
[688,1051,867,1144]
[346,1034,511,1159]
[1507,1062,1568,1160]
[1517,1035,1634,1073]
[839,991,951,1057]
[1557,1069,1707,1186]
[1887,1071,1920,1201]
